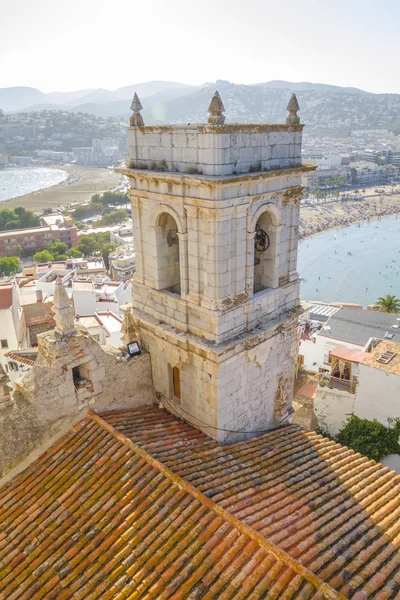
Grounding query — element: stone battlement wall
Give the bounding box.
[128,124,303,176]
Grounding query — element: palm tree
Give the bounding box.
[375,295,400,313]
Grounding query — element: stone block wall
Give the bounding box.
[128,125,303,176]
[217,321,299,443]
[0,329,154,476]
[137,310,298,443]
[123,164,307,344]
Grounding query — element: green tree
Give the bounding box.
[76,236,102,257]
[337,415,400,462]
[0,207,40,231]
[99,209,129,226]
[74,221,88,231]
[96,191,129,207]
[34,250,55,263]
[69,247,83,258]
[47,239,69,260]
[375,295,400,314]
[72,203,103,220]
[75,232,111,258]
[0,256,21,276]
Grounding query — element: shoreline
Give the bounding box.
[299,208,400,242]
[299,195,400,241]
[0,167,69,204]
[0,165,122,212]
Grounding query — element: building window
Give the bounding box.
[172,366,181,399]
[0,339,8,349]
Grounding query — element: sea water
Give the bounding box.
[298,215,400,306]
[0,168,68,202]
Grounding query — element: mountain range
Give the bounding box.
[0,81,199,113]
[2,80,400,134]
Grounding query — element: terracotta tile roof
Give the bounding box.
[361,340,400,376]
[102,406,400,599]
[0,412,335,599]
[4,350,37,366]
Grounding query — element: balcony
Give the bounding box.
[319,373,357,394]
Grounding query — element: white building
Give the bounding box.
[311,340,400,438]
[109,244,135,281]
[76,311,123,348]
[356,340,400,424]
[303,153,342,170]
[300,307,400,373]
[0,283,24,359]
[72,279,131,316]
[110,226,134,246]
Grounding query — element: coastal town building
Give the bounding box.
[109,243,135,280]
[308,339,400,440]
[3,349,38,388]
[76,311,123,348]
[300,306,400,373]
[0,283,26,358]
[109,225,134,245]
[3,93,400,599]
[0,223,78,256]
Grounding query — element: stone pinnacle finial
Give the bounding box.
[129,93,144,126]
[52,278,76,336]
[208,91,226,125]
[286,93,300,125]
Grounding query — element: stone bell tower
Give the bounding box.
[121,91,314,442]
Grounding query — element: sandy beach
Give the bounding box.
[2,168,400,240]
[0,165,122,212]
[299,193,400,239]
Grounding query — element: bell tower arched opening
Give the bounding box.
[253,210,278,294]
[155,212,181,295]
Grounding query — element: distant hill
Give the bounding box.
[0,87,46,112]
[115,80,198,101]
[0,81,199,113]
[3,79,400,136]
[255,80,368,95]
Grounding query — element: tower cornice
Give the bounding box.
[117,163,316,187]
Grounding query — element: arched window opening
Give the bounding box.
[156,212,181,295]
[253,210,277,294]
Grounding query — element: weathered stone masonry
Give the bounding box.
[0,280,154,476]
[121,92,314,442]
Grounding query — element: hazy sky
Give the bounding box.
[1,0,399,93]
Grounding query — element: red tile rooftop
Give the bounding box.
[102,405,400,599]
[3,350,36,366]
[0,412,331,599]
